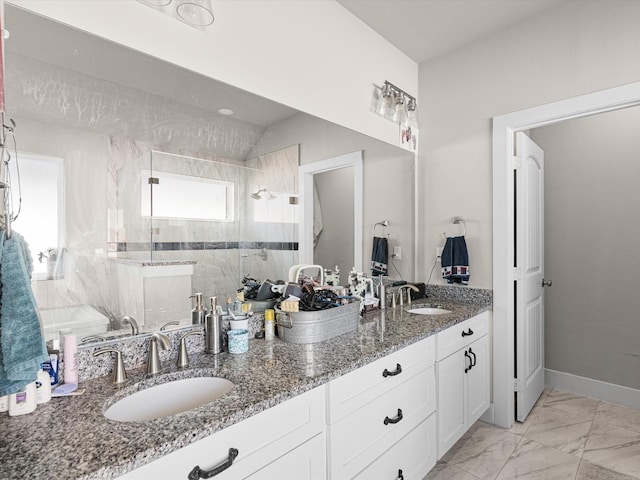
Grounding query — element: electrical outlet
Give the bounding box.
[436,247,443,258]
[393,246,402,260]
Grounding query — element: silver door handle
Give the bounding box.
[542,279,552,287]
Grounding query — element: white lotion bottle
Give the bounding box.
[9,382,37,416]
[36,369,52,404]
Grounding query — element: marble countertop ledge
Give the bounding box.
[0,299,490,479]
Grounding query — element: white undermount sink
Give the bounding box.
[105,377,235,422]
[407,307,451,315]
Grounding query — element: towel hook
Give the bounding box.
[373,220,390,238]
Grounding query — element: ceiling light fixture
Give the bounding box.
[175,0,215,26]
[217,108,235,116]
[136,0,214,28]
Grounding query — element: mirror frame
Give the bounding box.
[299,151,363,271]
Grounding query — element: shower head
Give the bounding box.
[250,188,276,200]
[250,188,267,200]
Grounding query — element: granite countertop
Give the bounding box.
[0,298,490,479]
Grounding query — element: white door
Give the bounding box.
[515,132,546,422]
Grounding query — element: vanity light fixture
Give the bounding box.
[372,81,419,149]
[136,0,215,28]
[372,81,417,126]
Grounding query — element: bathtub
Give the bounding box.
[39,304,110,343]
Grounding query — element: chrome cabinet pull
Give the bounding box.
[383,363,402,377]
[384,408,403,425]
[188,448,239,479]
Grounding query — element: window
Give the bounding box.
[10,153,64,278]
[140,170,234,221]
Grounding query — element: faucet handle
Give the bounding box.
[93,348,127,384]
[177,331,204,369]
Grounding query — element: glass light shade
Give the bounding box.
[406,98,419,127]
[392,95,407,124]
[176,0,214,26]
[376,84,394,117]
[138,0,172,6]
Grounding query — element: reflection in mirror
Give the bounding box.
[3,4,415,344]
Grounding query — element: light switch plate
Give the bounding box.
[393,246,402,260]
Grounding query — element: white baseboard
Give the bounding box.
[545,369,640,409]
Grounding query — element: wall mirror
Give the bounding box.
[3,3,416,345]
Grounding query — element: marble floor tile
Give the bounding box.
[448,425,521,480]
[523,404,593,456]
[583,418,640,478]
[495,438,581,480]
[509,388,554,435]
[577,460,640,480]
[426,390,640,480]
[595,401,640,435]
[423,463,483,480]
[543,389,600,418]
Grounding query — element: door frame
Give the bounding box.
[299,151,363,271]
[491,81,640,429]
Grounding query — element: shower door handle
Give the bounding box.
[541,279,552,287]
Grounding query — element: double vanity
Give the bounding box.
[0,290,491,479]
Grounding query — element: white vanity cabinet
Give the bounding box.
[436,311,491,458]
[327,336,437,479]
[117,386,326,480]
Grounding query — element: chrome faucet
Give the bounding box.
[398,284,419,306]
[160,320,180,331]
[122,315,139,335]
[146,332,171,375]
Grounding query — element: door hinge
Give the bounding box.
[512,155,522,170]
[514,378,522,392]
[512,267,523,281]
[148,177,159,185]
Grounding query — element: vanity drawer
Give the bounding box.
[118,386,325,479]
[436,311,490,361]
[352,414,436,480]
[327,335,435,424]
[328,366,435,480]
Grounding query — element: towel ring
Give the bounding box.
[373,220,390,238]
[442,216,466,239]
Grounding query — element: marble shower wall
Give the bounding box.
[109,143,299,303]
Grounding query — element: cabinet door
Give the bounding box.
[247,433,325,480]
[467,334,490,426]
[353,414,436,480]
[436,349,467,458]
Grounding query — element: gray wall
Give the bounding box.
[418,0,640,288]
[531,106,640,390]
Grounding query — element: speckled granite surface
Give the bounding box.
[0,296,490,479]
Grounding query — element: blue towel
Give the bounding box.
[441,236,470,285]
[0,230,49,396]
[371,236,388,276]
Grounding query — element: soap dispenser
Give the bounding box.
[190,293,208,325]
[205,297,223,354]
